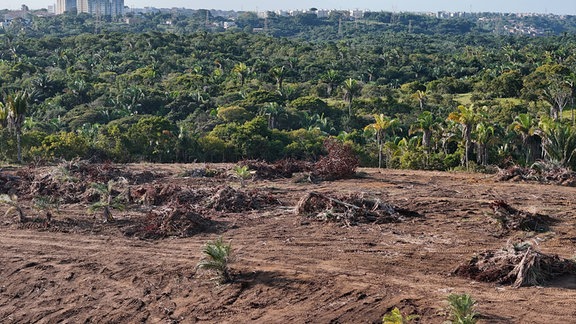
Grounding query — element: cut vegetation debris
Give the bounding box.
[239,159,312,179]
[497,162,576,186]
[239,139,359,182]
[123,206,217,239]
[490,200,556,233]
[454,241,576,288]
[296,191,421,226]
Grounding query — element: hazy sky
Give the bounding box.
[3,0,576,15]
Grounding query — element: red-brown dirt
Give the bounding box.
[1,164,575,323]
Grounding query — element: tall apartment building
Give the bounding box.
[76,0,88,14]
[56,0,77,14]
[57,0,124,17]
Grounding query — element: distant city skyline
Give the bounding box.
[3,0,576,15]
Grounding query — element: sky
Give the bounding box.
[2,0,576,15]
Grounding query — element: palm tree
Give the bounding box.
[447,105,479,169]
[510,113,540,164]
[342,78,362,117]
[6,92,29,163]
[411,89,427,110]
[232,62,250,87]
[565,72,576,125]
[475,122,495,166]
[270,66,286,91]
[409,111,436,150]
[258,102,283,129]
[322,69,341,97]
[540,121,576,167]
[365,114,398,169]
[438,120,459,155]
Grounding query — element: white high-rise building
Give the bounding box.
[56,0,124,17]
[56,0,76,14]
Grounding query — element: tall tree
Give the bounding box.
[342,78,362,117]
[270,66,286,91]
[365,114,398,169]
[409,111,436,150]
[232,62,250,87]
[543,80,571,121]
[6,92,29,163]
[258,102,284,129]
[411,90,427,110]
[522,64,571,121]
[448,105,479,169]
[322,69,342,97]
[510,113,540,164]
[474,122,495,166]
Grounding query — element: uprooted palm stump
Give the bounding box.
[490,200,556,233]
[296,191,421,226]
[454,242,576,288]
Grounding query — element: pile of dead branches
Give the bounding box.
[180,167,225,178]
[497,162,576,186]
[296,191,421,226]
[490,200,556,233]
[237,140,359,181]
[58,159,126,183]
[131,184,279,212]
[132,184,182,206]
[0,172,20,195]
[312,138,359,181]
[27,170,88,203]
[124,206,216,239]
[239,159,312,179]
[454,241,576,287]
[206,185,280,212]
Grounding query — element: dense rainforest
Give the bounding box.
[1,10,576,171]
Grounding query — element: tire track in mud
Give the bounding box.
[0,229,205,323]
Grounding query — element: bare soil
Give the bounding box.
[1,164,576,323]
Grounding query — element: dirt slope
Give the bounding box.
[1,166,575,323]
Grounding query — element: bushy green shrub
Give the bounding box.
[30,131,90,160]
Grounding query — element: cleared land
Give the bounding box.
[1,164,575,323]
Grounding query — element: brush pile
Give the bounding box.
[454,241,576,287]
[497,162,576,186]
[239,159,312,179]
[296,191,421,226]
[490,200,556,233]
[124,205,216,239]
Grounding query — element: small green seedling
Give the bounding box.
[196,237,232,284]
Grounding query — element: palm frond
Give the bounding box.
[196,237,232,284]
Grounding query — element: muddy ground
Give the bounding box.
[1,164,575,323]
